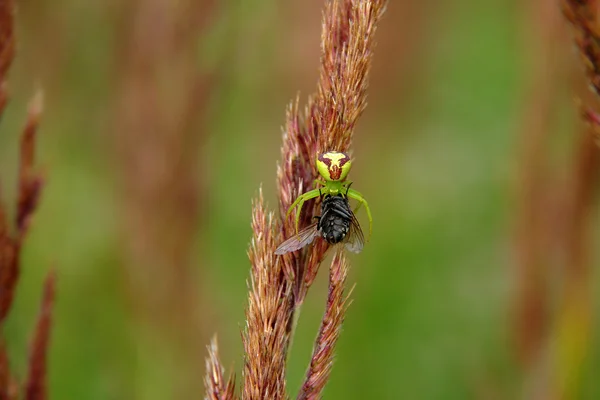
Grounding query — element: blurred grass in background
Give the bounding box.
[1,0,598,398]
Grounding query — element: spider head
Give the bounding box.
[317,151,351,181]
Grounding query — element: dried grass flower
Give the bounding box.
[204,1,387,399]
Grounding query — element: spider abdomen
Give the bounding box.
[318,195,353,244]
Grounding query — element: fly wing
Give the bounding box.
[274,222,320,255]
[344,212,365,253]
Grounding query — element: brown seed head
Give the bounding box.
[24,270,56,400]
[242,189,294,400]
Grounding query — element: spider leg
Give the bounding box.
[313,178,327,188]
[286,188,321,233]
[347,188,372,239]
[344,181,353,196]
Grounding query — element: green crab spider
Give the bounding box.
[287,151,373,237]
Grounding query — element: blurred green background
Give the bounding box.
[1,0,598,398]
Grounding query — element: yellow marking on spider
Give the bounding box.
[322,152,347,165]
[317,151,351,181]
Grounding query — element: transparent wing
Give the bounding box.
[344,212,365,253]
[274,222,320,255]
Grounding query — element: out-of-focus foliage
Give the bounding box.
[1,0,598,399]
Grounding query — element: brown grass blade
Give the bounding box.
[23,270,56,400]
[0,82,7,116]
[0,343,17,400]
[0,92,44,324]
[0,0,16,328]
[513,0,564,367]
[0,342,9,399]
[204,337,237,400]
[0,232,16,324]
[297,250,351,400]
[0,345,19,400]
[0,3,55,399]
[113,2,219,395]
[0,0,15,81]
[550,125,599,399]
[17,92,44,237]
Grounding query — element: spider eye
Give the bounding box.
[317,151,351,181]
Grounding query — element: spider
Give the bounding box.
[275,151,372,255]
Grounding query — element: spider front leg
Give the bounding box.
[346,188,373,239]
[285,188,322,234]
[313,178,327,188]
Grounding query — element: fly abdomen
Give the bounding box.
[318,195,352,244]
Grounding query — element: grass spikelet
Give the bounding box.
[24,271,56,400]
[0,92,44,324]
[563,0,600,97]
[316,0,387,152]
[17,92,44,236]
[508,2,600,397]
[0,4,55,397]
[242,189,294,400]
[204,337,237,400]
[0,101,53,399]
[562,0,600,137]
[298,250,351,400]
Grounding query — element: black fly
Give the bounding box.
[274,194,365,255]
